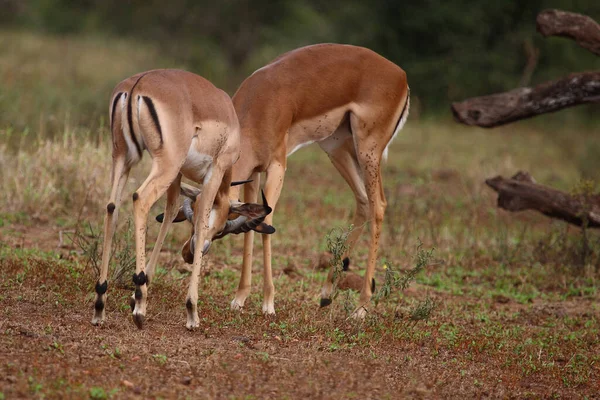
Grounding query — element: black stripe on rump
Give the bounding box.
[110,92,123,132]
[390,87,410,135]
[127,74,148,158]
[142,96,163,144]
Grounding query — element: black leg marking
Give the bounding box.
[129,297,136,312]
[141,96,163,144]
[107,202,116,214]
[134,287,143,300]
[132,271,147,286]
[342,257,350,271]
[95,280,108,295]
[320,298,332,308]
[110,92,123,133]
[94,298,105,311]
[186,298,194,313]
[371,278,376,294]
[132,192,139,202]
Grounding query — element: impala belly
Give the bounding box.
[181,136,214,184]
[287,106,349,156]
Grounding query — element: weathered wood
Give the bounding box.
[485,171,600,228]
[537,9,600,56]
[451,71,600,127]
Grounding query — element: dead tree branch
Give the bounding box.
[537,9,600,56]
[451,71,600,127]
[485,171,600,228]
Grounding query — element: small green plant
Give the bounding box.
[256,352,270,362]
[152,354,168,366]
[89,387,107,400]
[373,241,434,307]
[325,225,353,300]
[570,178,599,268]
[89,387,118,399]
[409,295,437,325]
[71,219,136,289]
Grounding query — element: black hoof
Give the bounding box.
[132,313,145,329]
[320,298,332,308]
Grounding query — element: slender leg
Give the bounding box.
[92,156,130,325]
[318,137,370,305]
[131,161,181,329]
[351,118,390,318]
[186,167,226,330]
[231,172,260,310]
[145,173,182,284]
[261,160,286,315]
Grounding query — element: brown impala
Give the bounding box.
[91,69,274,330]
[182,44,410,318]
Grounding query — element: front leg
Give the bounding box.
[186,168,226,330]
[260,161,286,316]
[231,172,260,311]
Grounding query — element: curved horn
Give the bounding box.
[182,197,194,222]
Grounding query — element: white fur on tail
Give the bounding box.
[382,87,410,162]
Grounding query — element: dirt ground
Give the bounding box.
[1,221,599,400]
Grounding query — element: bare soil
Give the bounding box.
[1,222,599,399]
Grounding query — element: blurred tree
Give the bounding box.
[3,0,599,113]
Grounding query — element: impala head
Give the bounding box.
[156,181,275,263]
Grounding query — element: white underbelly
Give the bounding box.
[181,138,214,184]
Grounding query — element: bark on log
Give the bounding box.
[485,171,600,228]
[451,71,600,127]
[537,9,600,56]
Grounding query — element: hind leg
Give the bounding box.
[350,114,392,318]
[92,156,130,325]
[131,159,183,329]
[318,131,370,306]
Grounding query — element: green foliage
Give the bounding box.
[325,225,353,300]
[373,241,433,306]
[2,0,599,122]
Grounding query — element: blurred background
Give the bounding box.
[0,0,599,246]
[1,0,599,139]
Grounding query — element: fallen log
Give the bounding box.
[452,9,600,128]
[537,9,600,56]
[485,171,600,228]
[451,71,600,127]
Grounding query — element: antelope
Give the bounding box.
[91,69,274,330]
[178,44,410,317]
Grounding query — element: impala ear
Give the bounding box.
[229,190,272,219]
[253,222,276,234]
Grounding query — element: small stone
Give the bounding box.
[131,356,140,362]
[6,375,16,383]
[181,376,192,385]
[234,353,243,359]
[122,380,134,388]
[133,386,142,395]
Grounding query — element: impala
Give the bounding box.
[181,44,410,317]
[91,69,274,330]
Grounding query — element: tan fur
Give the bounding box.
[228,44,410,317]
[93,69,241,330]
